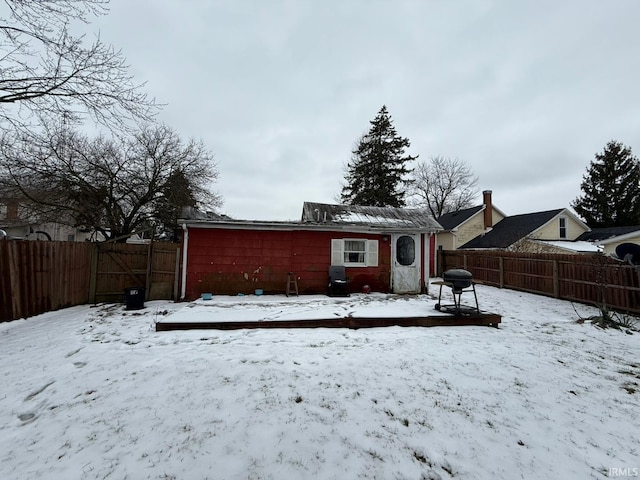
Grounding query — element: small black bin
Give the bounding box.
[124,287,145,310]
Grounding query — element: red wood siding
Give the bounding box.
[185,228,391,298]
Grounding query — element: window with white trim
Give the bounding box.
[331,238,379,267]
[559,216,567,239]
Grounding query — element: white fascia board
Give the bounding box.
[448,207,484,231]
[564,209,590,231]
[599,229,640,245]
[182,220,440,234]
[451,204,506,231]
[492,205,508,218]
[531,208,588,237]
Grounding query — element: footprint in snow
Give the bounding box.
[18,413,37,425]
[65,347,84,358]
[24,381,55,402]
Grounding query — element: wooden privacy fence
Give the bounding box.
[0,240,93,323]
[90,242,181,304]
[0,240,181,323]
[439,250,640,314]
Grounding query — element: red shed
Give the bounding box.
[179,202,442,300]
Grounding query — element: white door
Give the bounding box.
[391,233,421,294]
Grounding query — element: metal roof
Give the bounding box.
[301,202,442,232]
[179,203,442,233]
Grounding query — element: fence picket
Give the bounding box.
[0,240,180,323]
[439,250,640,314]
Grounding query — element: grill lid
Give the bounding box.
[443,269,473,281]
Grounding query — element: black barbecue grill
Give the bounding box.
[433,269,480,315]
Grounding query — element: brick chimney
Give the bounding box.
[483,190,493,229]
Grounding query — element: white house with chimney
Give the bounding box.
[435,191,506,251]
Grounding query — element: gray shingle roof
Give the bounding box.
[461,209,564,249]
[576,226,640,242]
[436,205,484,230]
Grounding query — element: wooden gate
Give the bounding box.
[90,242,180,303]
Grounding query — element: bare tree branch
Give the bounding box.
[0,124,222,241]
[0,0,158,135]
[409,156,479,218]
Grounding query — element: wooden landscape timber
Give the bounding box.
[155,312,502,331]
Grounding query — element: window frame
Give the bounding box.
[331,238,379,267]
[559,216,568,239]
[343,239,367,266]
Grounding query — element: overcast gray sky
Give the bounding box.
[95,0,640,220]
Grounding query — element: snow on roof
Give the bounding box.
[537,240,601,253]
[181,203,443,233]
[302,202,442,231]
[334,211,415,225]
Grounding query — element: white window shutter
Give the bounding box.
[331,239,344,265]
[367,240,379,267]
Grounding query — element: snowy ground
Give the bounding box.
[162,292,454,324]
[0,285,638,480]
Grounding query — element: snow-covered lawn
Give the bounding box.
[0,285,638,480]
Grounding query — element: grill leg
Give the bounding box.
[472,284,479,313]
[435,284,444,310]
[453,290,462,313]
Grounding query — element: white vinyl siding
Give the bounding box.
[331,239,379,267]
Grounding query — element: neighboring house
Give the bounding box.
[0,198,99,241]
[436,190,507,250]
[178,202,442,300]
[460,208,591,253]
[576,226,640,256]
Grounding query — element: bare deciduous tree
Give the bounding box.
[0,124,221,241]
[409,156,479,218]
[0,0,158,135]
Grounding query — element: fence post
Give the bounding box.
[553,260,559,298]
[0,241,13,322]
[463,254,467,270]
[145,241,154,301]
[174,247,181,301]
[499,256,504,288]
[89,243,98,304]
[437,249,442,276]
[8,241,20,320]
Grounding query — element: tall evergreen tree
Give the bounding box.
[341,105,416,207]
[572,140,640,227]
